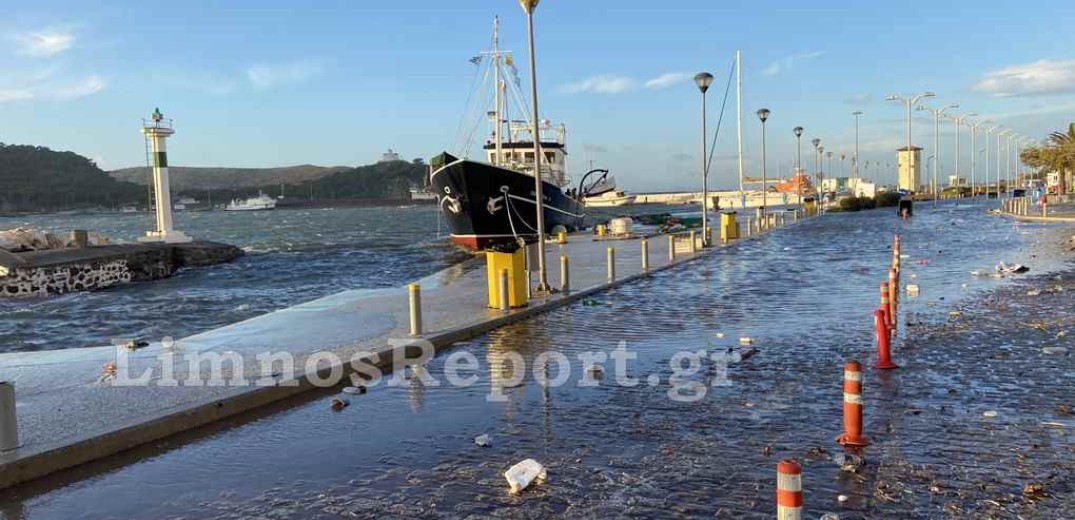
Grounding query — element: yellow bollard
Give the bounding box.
[607,247,616,281]
[486,249,528,309]
[641,238,650,271]
[596,224,607,237]
[668,235,676,262]
[557,230,567,244]
[560,254,570,293]
[408,283,422,336]
[689,231,697,253]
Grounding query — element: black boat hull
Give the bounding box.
[430,154,586,250]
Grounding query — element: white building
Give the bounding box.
[379,149,402,162]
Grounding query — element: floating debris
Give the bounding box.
[474,434,491,447]
[739,337,753,346]
[983,410,998,418]
[1027,289,1041,296]
[330,397,350,411]
[833,452,865,473]
[504,459,547,494]
[1042,346,1068,355]
[342,386,366,395]
[906,284,920,297]
[995,262,1030,275]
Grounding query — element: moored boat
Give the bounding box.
[225,192,276,211]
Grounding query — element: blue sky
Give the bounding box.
[2,0,1074,191]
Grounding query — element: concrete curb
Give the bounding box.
[0,216,807,489]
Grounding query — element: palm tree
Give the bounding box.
[1022,122,1075,193]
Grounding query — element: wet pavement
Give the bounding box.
[2,200,1073,519]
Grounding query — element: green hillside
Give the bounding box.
[109,164,350,191]
[0,143,143,213]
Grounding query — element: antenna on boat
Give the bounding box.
[492,16,503,167]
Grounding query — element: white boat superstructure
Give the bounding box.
[226,193,277,211]
[584,190,637,207]
[409,186,438,201]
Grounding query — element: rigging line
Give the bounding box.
[458,64,495,155]
[706,58,736,177]
[452,59,485,154]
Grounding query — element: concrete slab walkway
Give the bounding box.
[0,213,804,488]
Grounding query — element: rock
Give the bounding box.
[504,459,546,494]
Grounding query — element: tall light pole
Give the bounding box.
[852,111,863,178]
[950,111,977,196]
[985,125,998,199]
[519,0,549,291]
[968,119,988,197]
[886,92,935,196]
[794,126,804,207]
[826,151,833,191]
[812,138,821,203]
[757,108,770,215]
[694,72,714,246]
[917,103,957,204]
[997,128,1011,201]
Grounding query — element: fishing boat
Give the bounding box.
[579,170,635,207]
[429,16,586,251]
[225,192,276,211]
[408,186,438,202]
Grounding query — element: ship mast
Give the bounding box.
[492,16,503,167]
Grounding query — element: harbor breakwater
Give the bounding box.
[0,242,241,297]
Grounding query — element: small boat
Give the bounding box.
[584,190,636,207]
[225,193,277,211]
[119,205,139,213]
[408,186,438,202]
[579,169,635,207]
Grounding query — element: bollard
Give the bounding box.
[607,247,616,281]
[888,268,899,334]
[499,269,510,311]
[560,254,570,293]
[873,309,899,369]
[70,229,88,248]
[408,283,422,336]
[0,381,17,452]
[880,282,893,331]
[689,231,697,253]
[668,235,676,262]
[525,269,532,300]
[557,230,566,244]
[836,360,870,446]
[641,238,649,271]
[776,459,803,520]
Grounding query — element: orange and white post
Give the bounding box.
[836,360,870,446]
[880,282,893,333]
[776,459,803,520]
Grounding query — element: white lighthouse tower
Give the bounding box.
[139,108,192,243]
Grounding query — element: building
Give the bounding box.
[379,149,402,163]
[947,175,966,187]
[897,146,923,192]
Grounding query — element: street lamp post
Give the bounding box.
[966,118,985,196]
[917,103,957,204]
[886,92,935,197]
[794,126,804,208]
[812,138,821,205]
[694,72,714,246]
[950,112,977,197]
[852,111,863,178]
[757,108,770,216]
[997,128,1011,201]
[826,151,833,192]
[519,0,550,291]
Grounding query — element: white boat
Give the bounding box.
[584,190,637,207]
[408,186,438,201]
[226,193,277,211]
[119,205,139,213]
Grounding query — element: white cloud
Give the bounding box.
[54,75,107,99]
[0,73,107,104]
[13,29,75,57]
[973,59,1075,97]
[558,74,636,94]
[644,72,692,90]
[762,51,825,76]
[246,61,323,89]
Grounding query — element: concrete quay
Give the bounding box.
[0,212,805,489]
[0,241,241,297]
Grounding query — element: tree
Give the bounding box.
[1021,122,1075,193]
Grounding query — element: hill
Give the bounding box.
[0,143,143,213]
[108,164,350,191]
[200,160,430,203]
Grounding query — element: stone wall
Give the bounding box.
[0,241,240,298]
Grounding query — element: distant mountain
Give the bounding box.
[108,164,351,191]
[0,143,143,213]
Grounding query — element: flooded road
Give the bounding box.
[2,201,1072,519]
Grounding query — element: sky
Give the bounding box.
[1,0,1074,191]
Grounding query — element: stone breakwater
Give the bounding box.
[0,242,241,297]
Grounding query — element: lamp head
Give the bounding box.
[885,94,899,101]
[756,108,770,123]
[694,72,714,93]
[811,138,820,148]
[852,110,863,116]
[793,126,803,137]
[518,0,540,14]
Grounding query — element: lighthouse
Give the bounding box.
[139,108,192,243]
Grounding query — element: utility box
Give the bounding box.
[486,248,528,309]
[720,212,739,240]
